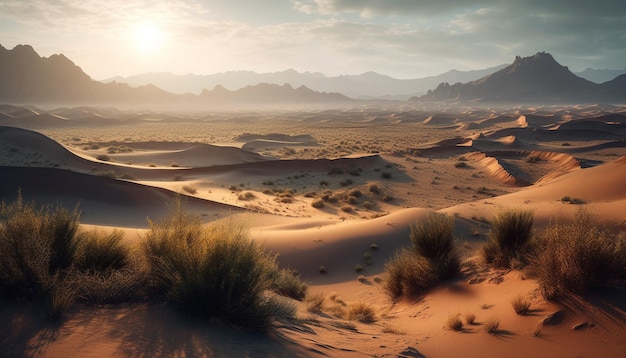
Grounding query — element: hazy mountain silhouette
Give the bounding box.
[417,52,626,103]
[0,44,352,106]
[575,68,626,84]
[103,65,508,100]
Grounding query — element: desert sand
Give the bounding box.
[1,103,625,357]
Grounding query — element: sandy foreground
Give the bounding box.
[1,103,625,357]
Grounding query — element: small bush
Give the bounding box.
[340,205,353,213]
[96,154,111,161]
[454,162,467,169]
[271,268,307,301]
[535,209,626,300]
[410,214,460,279]
[75,230,128,273]
[465,312,476,325]
[511,294,531,315]
[311,198,325,209]
[0,197,81,317]
[482,209,535,268]
[381,172,392,179]
[305,292,325,312]
[383,250,437,299]
[346,302,376,323]
[446,313,463,331]
[340,179,353,187]
[368,184,380,194]
[238,191,256,201]
[142,203,292,329]
[485,318,500,334]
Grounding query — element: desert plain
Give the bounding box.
[1,102,625,357]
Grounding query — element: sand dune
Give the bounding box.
[1,105,625,357]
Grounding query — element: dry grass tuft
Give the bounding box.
[485,318,500,334]
[346,301,376,323]
[511,294,532,315]
[446,313,463,331]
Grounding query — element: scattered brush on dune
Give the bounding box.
[142,201,298,329]
[384,213,460,299]
[534,209,626,300]
[0,195,80,318]
[482,209,535,268]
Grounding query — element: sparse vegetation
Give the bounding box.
[305,292,325,312]
[485,318,500,334]
[482,209,535,268]
[446,313,463,331]
[142,202,294,328]
[271,268,308,301]
[96,154,111,161]
[465,312,476,325]
[410,213,460,279]
[182,185,197,194]
[511,294,531,315]
[346,301,376,323]
[534,209,626,300]
[384,214,460,300]
[311,198,325,208]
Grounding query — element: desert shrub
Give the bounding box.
[346,302,376,323]
[446,313,463,331]
[368,184,380,194]
[75,230,129,273]
[311,198,325,209]
[511,294,531,315]
[410,213,460,279]
[535,209,626,300]
[238,191,256,200]
[383,249,437,299]
[465,312,476,325]
[482,209,535,268]
[454,162,467,168]
[340,205,353,213]
[0,196,80,316]
[347,195,358,204]
[142,203,293,328]
[484,318,500,334]
[96,154,111,161]
[305,292,325,312]
[381,172,392,179]
[340,179,353,186]
[72,269,144,304]
[270,268,307,301]
[349,189,362,198]
[182,185,197,195]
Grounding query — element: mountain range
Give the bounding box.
[0,44,350,106]
[104,66,625,101]
[102,65,509,100]
[1,44,625,106]
[416,52,626,103]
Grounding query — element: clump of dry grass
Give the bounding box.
[182,185,197,194]
[484,318,500,334]
[482,209,535,268]
[534,209,626,300]
[311,198,325,209]
[465,312,476,325]
[237,191,256,200]
[305,292,325,313]
[446,313,463,331]
[511,294,531,315]
[346,302,376,323]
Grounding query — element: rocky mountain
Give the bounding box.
[103,65,508,100]
[0,44,352,106]
[417,52,626,103]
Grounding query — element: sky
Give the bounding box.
[0,0,624,80]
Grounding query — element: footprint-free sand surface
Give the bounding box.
[1,103,625,357]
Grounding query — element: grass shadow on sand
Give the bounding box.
[0,301,64,357]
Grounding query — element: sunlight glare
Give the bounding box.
[132,22,166,54]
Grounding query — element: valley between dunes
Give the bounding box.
[1,103,625,357]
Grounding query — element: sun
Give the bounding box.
[131,22,166,54]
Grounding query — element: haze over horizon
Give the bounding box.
[0,1,624,81]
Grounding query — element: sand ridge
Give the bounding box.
[1,103,625,357]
